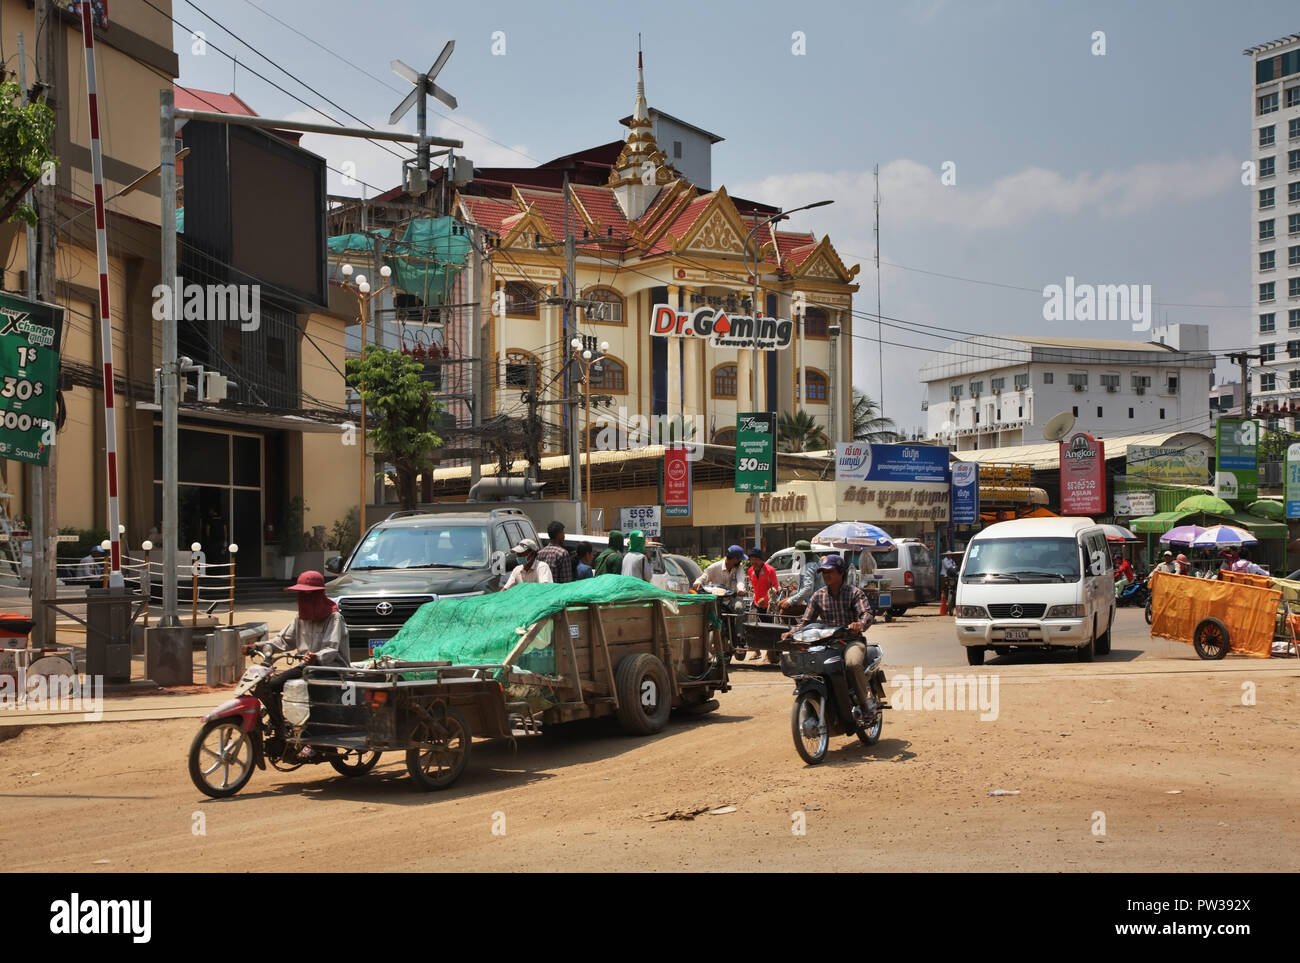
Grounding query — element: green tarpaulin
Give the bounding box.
[327,218,470,305]
[374,576,717,675]
[1130,509,1288,539]
[327,228,391,254]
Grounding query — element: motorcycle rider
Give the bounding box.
[1153,550,1178,575]
[247,571,350,758]
[693,544,747,594]
[779,540,824,617]
[782,554,874,717]
[745,546,778,613]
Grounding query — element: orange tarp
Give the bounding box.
[1149,572,1276,659]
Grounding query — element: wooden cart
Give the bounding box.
[1149,570,1298,659]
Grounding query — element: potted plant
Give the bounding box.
[279,497,307,579]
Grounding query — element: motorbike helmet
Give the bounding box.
[726,545,746,560]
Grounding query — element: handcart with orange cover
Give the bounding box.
[1148,570,1300,659]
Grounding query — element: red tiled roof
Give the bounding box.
[776,234,817,267]
[645,193,714,255]
[175,87,258,116]
[571,185,630,236]
[460,195,518,234]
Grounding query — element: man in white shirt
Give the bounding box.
[1153,550,1178,575]
[693,545,747,594]
[503,538,553,589]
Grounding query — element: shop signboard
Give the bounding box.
[0,292,64,466]
[664,446,691,517]
[1059,432,1105,515]
[619,506,662,538]
[951,462,979,524]
[1215,418,1258,503]
[835,442,950,523]
[735,413,776,493]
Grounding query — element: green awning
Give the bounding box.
[1217,511,1289,539]
[1129,511,1192,534]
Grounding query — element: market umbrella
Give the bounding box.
[1247,499,1284,521]
[1190,525,1258,549]
[1159,524,1206,545]
[1175,494,1233,515]
[1099,524,1138,542]
[813,522,894,550]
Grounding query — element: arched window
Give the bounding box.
[796,368,829,403]
[502,349,539,389]
[711,426,737,446]
[712,363,738,399]
[503,280,539,318]
[589,355,627,393]
[582,286,625,325]
[804,306,829,338]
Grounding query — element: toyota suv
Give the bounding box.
[324,508,539,659]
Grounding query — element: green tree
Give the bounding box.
[345,347,443,509]
[0,81,56,227]
[778,409,829,452]
[852,389,901,443]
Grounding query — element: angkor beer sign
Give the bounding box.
[651,304,794,350]
[1059,431,1105,515]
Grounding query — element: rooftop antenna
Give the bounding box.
[390,41,459,196]
[1042,410,1076,442]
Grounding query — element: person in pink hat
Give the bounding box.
[247,571,350,756]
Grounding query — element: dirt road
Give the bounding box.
[2,657,1295,872]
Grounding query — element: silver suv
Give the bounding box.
[870,539,934,616]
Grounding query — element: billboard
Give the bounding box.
[619,506,662,538]
[1114,491,1155,516]
[664,447,691,517]
[1059,431,1105,515]
[1286,443,1300,519]
[951,462,979,525]
[835,443,950,523]
[735,413,776,493]
[1215,418,1258,503]
[1126,445,1209,486]
[0,293,64,466]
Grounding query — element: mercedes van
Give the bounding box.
[953,517,1114,665]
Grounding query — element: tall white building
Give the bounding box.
[1246,33,1300,424]
[919,327,1214,451]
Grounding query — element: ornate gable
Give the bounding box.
[674,187,749,257]
[499,202,556,250]
[790,235,860,283]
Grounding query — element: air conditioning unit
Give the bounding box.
[1135,387,1146,395]
[1073,384,1085,392]
[1106,385,1118,393]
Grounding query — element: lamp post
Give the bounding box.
[341,262,392,529]
[570,336,610,533]
[741,199,834,549]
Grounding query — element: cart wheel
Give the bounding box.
[1192,617,1231,660]
[614,653,672,736]
[405,707,471,790]
[329,750,381,777]
[1145,599,1153,625]
[189,719,256,799]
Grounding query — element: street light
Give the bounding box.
[570,336,610,532]
[341,261,393,529]
[742,199,833,551]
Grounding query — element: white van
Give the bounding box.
[954,517,1114,665]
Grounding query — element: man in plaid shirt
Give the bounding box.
[537,521,575,583]
[784,554,874,712]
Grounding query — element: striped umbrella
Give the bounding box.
[1190,525,1258,549]
[813,522,894,550]
[1099,524,1138,542]
[1159,524,1207,545]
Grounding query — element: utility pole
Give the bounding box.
[564,172,579,510]
[467,222,483,492]
[1228,351,1262,419]
[159,90,180,625]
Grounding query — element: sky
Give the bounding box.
[166,0,1300,438]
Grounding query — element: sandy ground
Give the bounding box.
[1,656,1296,872]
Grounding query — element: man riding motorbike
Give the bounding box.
[693,544,747,594]
[246,571,349,758]
[778,540,824,617]
[782,554,874,716]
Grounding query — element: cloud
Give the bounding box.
[733,154,1235,233]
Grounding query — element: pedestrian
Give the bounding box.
[536,520,574,583]
[595,530,625,576]
[78,545,105,583]
[1175,553,1191,576]
[504,538,553,588]
[621,530,654,582]
[1153,550,1178,575]
[746,546,778,612]
[1234,548,1268,576]
[940,553,958,609]
[574,544,595,580]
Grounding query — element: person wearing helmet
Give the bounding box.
[783,554,874,713]
[1175,553,1191,576]
[693,544,748,594]
[621,530,654,582]
[594,530,626,576]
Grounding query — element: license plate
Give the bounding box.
[878,593,891,607]
[1004,629,1029,641]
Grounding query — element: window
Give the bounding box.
[797,369,828,403]
[1291,369,1300,389]
[1292,309,1300,328]
[1291,277,1300,298]
[589,355,627,393]
[1291,245,1300,267]
[1128,408,1134,418]
[1072,406,1078,417]
[1261,218,1276,239]
[221,326,242,365]
[1043,372,1054,384]
[1262,343,1276,362]
[711,426,736,446]
[267,336,286,373]
[1262,250,1277,271]
[1261,312,1277,332]
[503,350,538,389]
[1261,125,1276,147]
[1262,281,1276,301]
[1100,374,1120,388]
[1132,374,1151,389]
[712,363,738,399]
[1261,156,1276,178]
[974,411,980,424]
[1259,92,1279,115]
[1014,373,1029,389]
[1261,187,1275,209]
[1261,373,1277,392]
[1168,376,1179,394]
[969,380,984,396]
[1291,149,1300,173]
[582,286,624,324]
[1159,408,1165,419]
[1018,406,1023,417]
[673,140,682,159]
[1067,373,1088,388]
[990,376,1006,391]
[950,383,964,399]
[1290,87,1300,109]
[1292,119,1300,140]
[1096,406,1103,418]
[803,307,829,338]
[504,280,540,318]
[1291,182,1300,204]
[1291,213,1300,235]
[1290,340,1300,359]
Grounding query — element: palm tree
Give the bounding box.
[852,389,900,443]
[778,409,829,452]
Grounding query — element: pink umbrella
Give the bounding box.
[1160,524,1206,545]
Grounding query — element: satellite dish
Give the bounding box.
[1043,411,1076,442]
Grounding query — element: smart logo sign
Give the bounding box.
[651,304,794,350]
[1059,431,1105,515]
[0,293,64,467]
[735,413,776,493]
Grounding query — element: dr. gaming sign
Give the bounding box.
[651,304,794,350]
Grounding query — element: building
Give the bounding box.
[0,0,354,577]
[1209,379,1244,418]
[919,325,1215,450]
[1246,32,1300,422]
[617,107,724,191]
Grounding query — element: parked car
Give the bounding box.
[324,508,539,659]
[544,533,688,593]
[866,539,934,616]
[663,553,702,588]
[954,516,1115,666]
